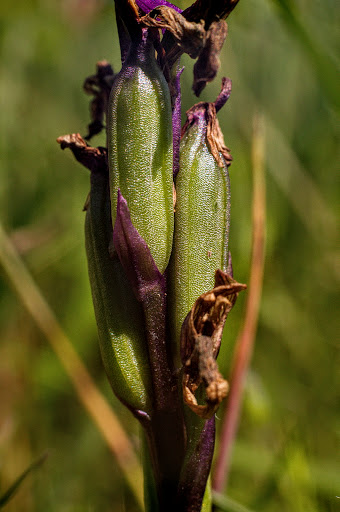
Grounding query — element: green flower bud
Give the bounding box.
[85,170,153,414]
[107,33,174,274]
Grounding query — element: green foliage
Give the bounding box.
[0,0,338,511]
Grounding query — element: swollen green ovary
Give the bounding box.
[110,68,173,274]
[108,329,149,407]
[173,130,226,347]
[86,207,152,413]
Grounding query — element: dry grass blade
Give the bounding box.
[213,112,267,492]
[0,222,144,510]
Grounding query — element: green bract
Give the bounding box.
[108,37,174,274]
[85,171,153,414]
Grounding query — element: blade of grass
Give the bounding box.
[212,491,256,512]
[0,452,47,508]
[213,112,266,492]
[0,221,144,510]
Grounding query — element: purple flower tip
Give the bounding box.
[135,0,182,15]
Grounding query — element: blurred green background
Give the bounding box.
[0,0,338,511]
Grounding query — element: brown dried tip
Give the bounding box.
[56,133,108,175]
[183,0,240,27]
[182,100,232,168]
[141,6,206,59]
[181,270,246,419]
[83,60,115,140]
[193,20,228,96]
[160,0,239,80]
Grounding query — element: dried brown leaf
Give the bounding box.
[182,96,232,168]
[181,270,246,419]
[141,6,206,58]
[83,61,115,139]
[193,20,228,96]
[183,0,240,27]
[56,133,108,175]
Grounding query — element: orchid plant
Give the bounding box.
[58,1,246,510]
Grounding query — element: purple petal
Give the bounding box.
[214,76,232,113]
[136,0,182,14]
[172,65,184,177]
[113,189,165,303]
